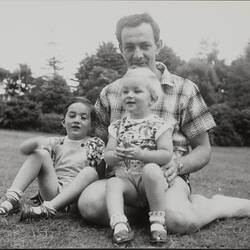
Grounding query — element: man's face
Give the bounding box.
[120,22,161,71]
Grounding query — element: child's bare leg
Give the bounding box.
[45,167,98,211]
[106,176,137,243]
[12,150,58,199]
[142,163,169,243]
[0,149,58,215]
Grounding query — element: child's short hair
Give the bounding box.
[121,67,162,103]
[64,96,97,136]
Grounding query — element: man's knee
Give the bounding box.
[165,208,199,234]
[77,180,108,225]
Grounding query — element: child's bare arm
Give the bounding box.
[104,135,124,167]
[20,136,47,155]
[123,128,173,166]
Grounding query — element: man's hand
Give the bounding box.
[162,158,179,187]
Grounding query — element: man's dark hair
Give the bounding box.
[115,13,160,46]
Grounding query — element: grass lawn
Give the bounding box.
[0,129,250,248]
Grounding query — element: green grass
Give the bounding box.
[0,129,250,248]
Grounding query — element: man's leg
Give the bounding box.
[78,179,109,225]
[164,176,250,234]
[77,179,144,226]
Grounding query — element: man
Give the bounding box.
[78,13,250,235]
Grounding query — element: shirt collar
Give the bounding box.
[156,61,175,87]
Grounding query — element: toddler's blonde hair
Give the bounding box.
[121,67,162,103]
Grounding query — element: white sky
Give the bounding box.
[0,0,250,84]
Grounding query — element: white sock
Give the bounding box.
[0,189,22,213]
[6,188,23,201]
[149,210,166,232]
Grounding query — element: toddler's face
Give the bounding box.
[63,102,91,140]
[121,79,153,117]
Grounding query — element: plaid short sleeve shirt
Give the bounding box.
[95,62,216,154]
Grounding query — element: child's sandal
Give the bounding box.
[20,203,56,221]
[0,195,21,215]
[113,222,134,245]
[150,221,168,244]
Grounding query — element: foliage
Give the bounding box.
[210,103,243,146]
[223,80,250,110]
[46,56,64,78]
[2,64,34,99]
[75,42,126,103]
[233,108,250,146]
[27,74,71,114]
[39,112,65,134]
[156,45,184,73]
[176,58,218,106]
[0,97,41,130]
[0,39,250,146]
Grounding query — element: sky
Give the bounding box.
[0,0,250,85]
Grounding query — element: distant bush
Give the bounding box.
[233,108,250,146]
[210,103,243,146]
[38,113,65,135]
[0,98,41,130]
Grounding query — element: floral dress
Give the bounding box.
[108,114,173,175]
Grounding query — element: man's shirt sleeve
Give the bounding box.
[180,80,216,139]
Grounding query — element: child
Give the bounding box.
[0,97,104,220]
[104,67,175,245]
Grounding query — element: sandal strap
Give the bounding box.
[0,195,20,215]
[20,204,56,221]
[149,210,165,225]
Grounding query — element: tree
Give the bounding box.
[47,56,64,79]
[224,42,250,109]
[0,67,10,100]
[156,45,184,73]
[28,74,71,114]
[75,42,126,103]
[176,58,217,106]
[3,64,34,100]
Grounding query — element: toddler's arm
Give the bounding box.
[20,136,47,155]
[123,128,173,166]
[104,135,124,167]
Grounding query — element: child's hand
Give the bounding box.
[115,146,128,159]
[119,144,143,160]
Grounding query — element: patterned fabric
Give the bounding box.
[108,114,173,174]
[85,137,105,168]
[95,62,216,156]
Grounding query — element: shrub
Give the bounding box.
[38,113,65,134]
[233,108,250,146]
[210,103,243,146]
[0,98,41,130]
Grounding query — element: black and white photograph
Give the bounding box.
[0,0,250,248]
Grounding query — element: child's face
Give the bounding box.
[63,102,92,140]
[121,78,153,118]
